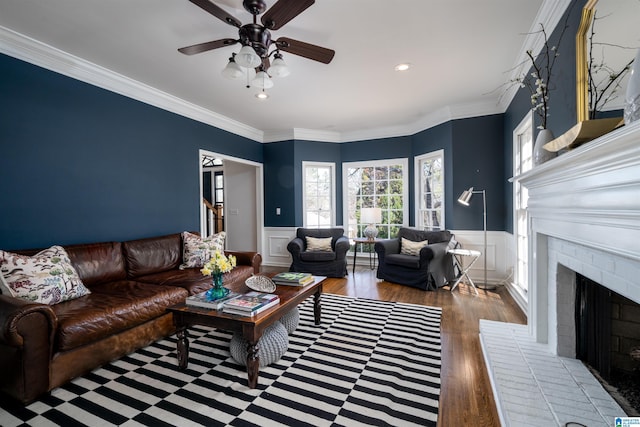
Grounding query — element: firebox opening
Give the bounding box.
[574,273,640,415]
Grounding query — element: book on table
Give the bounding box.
[272,272,314,286]
[186,291,242,310]
[222,291,280,316]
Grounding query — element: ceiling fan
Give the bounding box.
[178,0,335,92]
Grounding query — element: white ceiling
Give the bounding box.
[0,0,565,142]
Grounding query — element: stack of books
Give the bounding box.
[272,272,314,286]
[185,291,241,310]
[222,291,280,316]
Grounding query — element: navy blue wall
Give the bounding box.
[262,140,296,227]
[451,115,505,231]
[0,54,262,249]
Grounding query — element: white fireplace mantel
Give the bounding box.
[483,121,640,426]
[513,119,640,349]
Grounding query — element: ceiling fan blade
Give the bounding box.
[178,38,238,55]
[261,0,315,30]
[188,0,241,28]
[275,37,335,64]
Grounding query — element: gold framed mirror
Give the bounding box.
[575,0,597,123]
[546,0,637,152]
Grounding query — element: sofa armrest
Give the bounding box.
[225,251,262,275]
[287,238,305,258]
[334,236,350,259]
[0,294,57,403]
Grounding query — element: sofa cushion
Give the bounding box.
[123,234,182,278]
[136,264,255,295]
[65,242,127,286]
[179,231,226,269]
[51,280,188,352]
[0,246,91,305]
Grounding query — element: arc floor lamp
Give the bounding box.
[458,187,495,290]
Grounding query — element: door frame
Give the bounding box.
[198,149,264,254]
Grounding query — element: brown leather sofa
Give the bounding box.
[0,232,261,404]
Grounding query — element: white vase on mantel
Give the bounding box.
[624,48,640,125]
[533,128,557,166]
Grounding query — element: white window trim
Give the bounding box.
[302,161,336,228]
[512,111,533,303]
[341,158,409,236]
[414,149,445,230]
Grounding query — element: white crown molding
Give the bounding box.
[0,25,264,143]
[1,0,571,145]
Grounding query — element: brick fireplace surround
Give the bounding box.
[481,120,640,426]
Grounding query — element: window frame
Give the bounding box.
[512,112,534,299]
[302,161,336,228]
[414,149,445,231]
[342,158,409,240]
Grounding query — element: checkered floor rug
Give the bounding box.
[0,294,442,427]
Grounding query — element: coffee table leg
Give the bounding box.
[176,327,189,370]
[313,290,321,325]
[246,341,260,388]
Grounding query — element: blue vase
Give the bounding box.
[206,272,229,301]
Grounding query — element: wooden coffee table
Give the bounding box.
[166,275,325,388]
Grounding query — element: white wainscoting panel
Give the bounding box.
[262,228,513,285]
[450,230,511,286]
[262,227,297,268]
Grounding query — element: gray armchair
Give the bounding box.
[374,228,455,290]
[287,228,350,277]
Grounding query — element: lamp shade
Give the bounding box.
[235,45,261,68]
[360,208,382,224]
[221,58,244,80]
[268,54,290,78]
[457,187,474,206]
[251,71,274,89]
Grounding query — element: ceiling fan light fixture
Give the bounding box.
[221,57,244,79]
[255,91,269,100]
[394,63,411,72]
[251,71,274,89]
[235,45,262,68]
[268,54,290,78]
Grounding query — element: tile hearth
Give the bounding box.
[480,320,625,427]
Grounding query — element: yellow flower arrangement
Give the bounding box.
[201,250,236,276]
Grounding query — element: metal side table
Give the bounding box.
[448,248,480,295]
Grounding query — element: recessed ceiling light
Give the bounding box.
[255,92,269,100]
[394,63,411,72]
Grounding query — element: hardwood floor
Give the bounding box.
[263,266,527,427]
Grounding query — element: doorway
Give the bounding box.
[199,149,264,253]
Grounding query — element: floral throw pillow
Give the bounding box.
[0,246,91,305]
[179,231,226,270]
[400,237,429,257]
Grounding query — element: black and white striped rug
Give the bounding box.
[0,294,442,427]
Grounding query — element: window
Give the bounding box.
[343,159,409,240]
[303,162,336,228]
[513,114,533,296]
[415,150,444,230]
